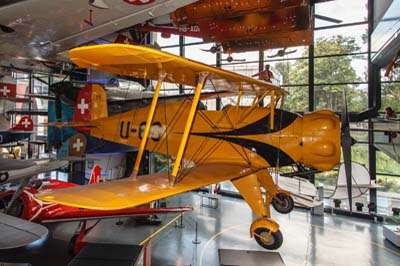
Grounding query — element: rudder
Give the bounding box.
[73,84,108,122]
[89,165,101,184]
[11,116,33,131]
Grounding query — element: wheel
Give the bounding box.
[272,193,294,214]
[0,172,9,183]
[226,56,233,63]
[68,234,79,256]
[254,228,283,250]
[210,46,218,53]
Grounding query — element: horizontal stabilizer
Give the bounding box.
[0,213,48,249]
[36,163,255,210]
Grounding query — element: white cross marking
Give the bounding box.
[77,98,89,114]
[0,86,10,96]
[73,138,84,152]
[21,118,31,128]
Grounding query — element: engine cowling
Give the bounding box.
[301,110,341,170]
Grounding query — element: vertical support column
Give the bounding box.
[258,50,265,107]
[28,74,33,158]
[132,73,165,178]
[170,73,208,185]
[367,0,378,206]
[308,2,315,112]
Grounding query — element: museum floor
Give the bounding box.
[0,192,399,266]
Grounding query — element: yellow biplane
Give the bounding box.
[36,44,342,250]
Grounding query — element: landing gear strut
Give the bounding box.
[232,170,294,250]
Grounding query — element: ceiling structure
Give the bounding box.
[0,0,196,71]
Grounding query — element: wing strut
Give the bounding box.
[170,72,208,185]
[132,72,166,178]
[270,90,275,130]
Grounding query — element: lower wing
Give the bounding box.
[41,206,192,223]
[36,163,256,210]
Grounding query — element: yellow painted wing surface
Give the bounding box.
[36,163,256,210]
[69,44,285,97]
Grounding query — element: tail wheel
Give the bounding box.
[254,227,283,250]
[272,193,294,214]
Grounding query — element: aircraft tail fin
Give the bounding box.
[11,116,33,131]
[89,165,101,184]
[72,84,108,122]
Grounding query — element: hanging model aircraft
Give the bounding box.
[0,157,69,185]
[35,43,353,250]
[267,47,298,58]
[134,0,313,55]
[0,115,34,145]
[0,165,192,251]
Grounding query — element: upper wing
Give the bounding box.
[36,163,256,210]
[69,44,285,98]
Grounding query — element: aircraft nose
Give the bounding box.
[301,110,341,171]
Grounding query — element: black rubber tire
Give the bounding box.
[68,234,79,256]
[0,172,9,183]
[254,228,283,250]
[272,193,294,214]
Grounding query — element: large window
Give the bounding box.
[155,0,399,216]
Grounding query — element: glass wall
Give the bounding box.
[154,0,399,216]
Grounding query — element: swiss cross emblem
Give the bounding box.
[73,138,84,152]
[21,118,31,128]
[0,85,11,96]
[77,98,89,114]
[0,83,16,98]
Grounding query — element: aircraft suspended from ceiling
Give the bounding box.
[134,0,342,60]
[135,0,314,56]
[0,0,197,73]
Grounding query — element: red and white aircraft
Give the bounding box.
[0,165,192,252]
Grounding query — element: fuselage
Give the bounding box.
[0,180,77,223]
[89,101,341,171]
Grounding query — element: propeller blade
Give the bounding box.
[200,46,221,54]
[5,177,30,214]
[314,14,342,24]
[341,90,353,212]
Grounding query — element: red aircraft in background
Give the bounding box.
[0,165,192,254]
[134,0,312,54]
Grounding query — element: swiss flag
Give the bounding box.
[0,82,17,98]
